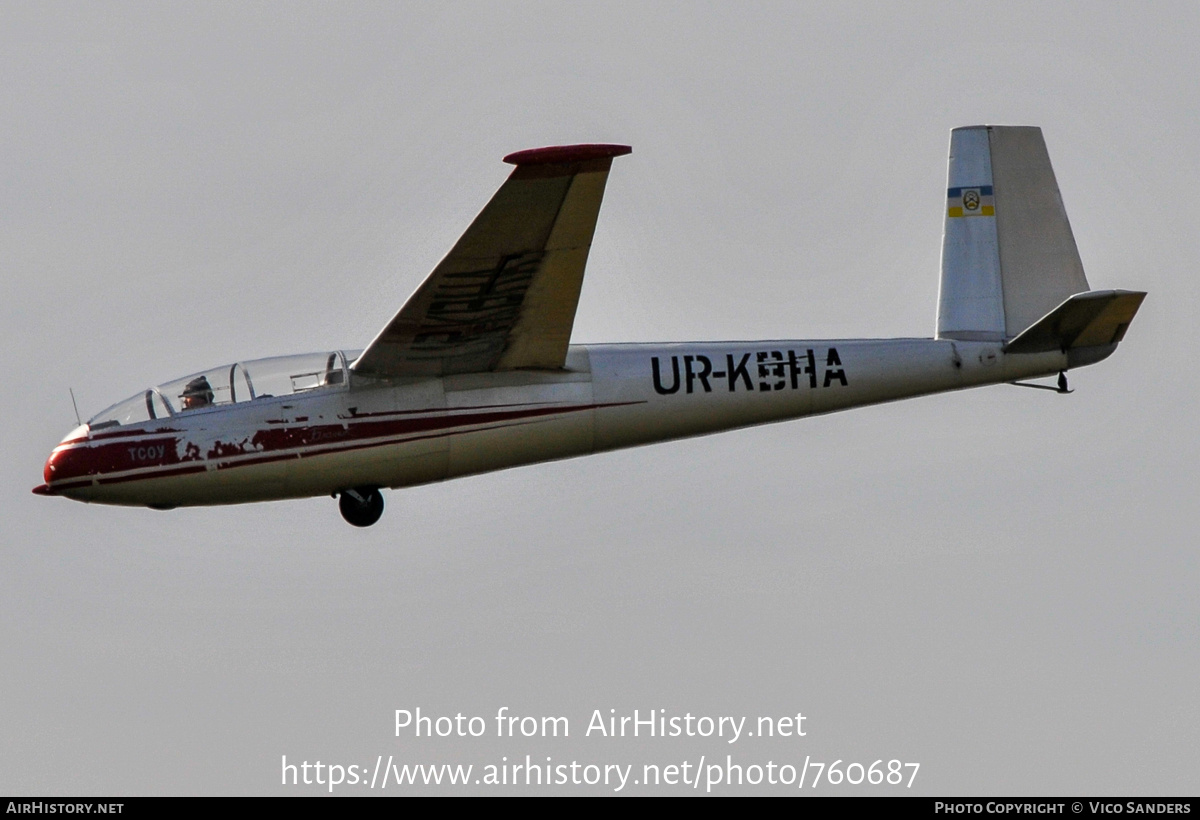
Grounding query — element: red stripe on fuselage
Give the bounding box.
[44,401,641,491]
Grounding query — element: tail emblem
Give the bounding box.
[947,185,994,217]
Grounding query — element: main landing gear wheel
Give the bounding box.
[339,487,384,527]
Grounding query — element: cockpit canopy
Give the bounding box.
[89,350,361,427]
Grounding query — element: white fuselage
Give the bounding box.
[45,339,1067,508]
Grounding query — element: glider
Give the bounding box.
[35,128,1145,526]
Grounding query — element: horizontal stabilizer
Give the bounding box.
[1003,290,1146,354]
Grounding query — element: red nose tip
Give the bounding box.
[41,434,92,490]
[33,450,61,495]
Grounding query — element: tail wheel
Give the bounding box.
[338,487,384,527]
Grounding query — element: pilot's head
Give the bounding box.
[181,376,214,410]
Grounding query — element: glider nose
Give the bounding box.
[43,447,64,485]
[33,424,90,495]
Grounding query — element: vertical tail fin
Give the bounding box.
[936,126,1090,341]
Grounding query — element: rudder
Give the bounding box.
[937,126,1090,342]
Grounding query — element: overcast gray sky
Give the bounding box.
[3,2,1197,795]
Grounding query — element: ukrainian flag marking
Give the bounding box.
[947,185,994,218]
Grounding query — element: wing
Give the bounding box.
[351,143,631,378]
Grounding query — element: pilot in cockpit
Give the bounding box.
[180,376,214,411]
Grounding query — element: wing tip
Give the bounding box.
[503,144,632,166]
